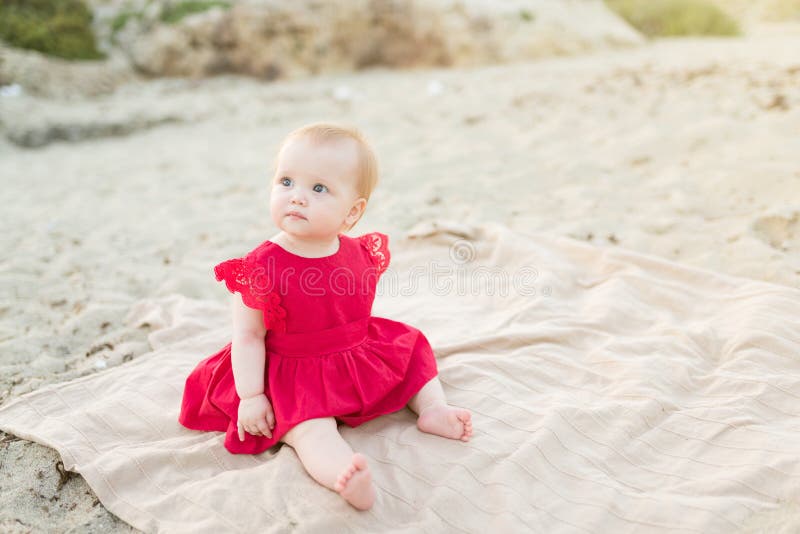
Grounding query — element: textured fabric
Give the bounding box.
[359,232,391,275]
[212,257,287,332]
[2,221,800,533]
[179,231,438,454]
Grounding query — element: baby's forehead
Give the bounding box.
[279,135,361,180]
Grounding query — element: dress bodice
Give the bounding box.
[213,232,391,334]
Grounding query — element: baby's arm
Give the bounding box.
[229,293,274,439]
[230,293,267,397]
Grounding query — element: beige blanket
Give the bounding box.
[2,221,800,533]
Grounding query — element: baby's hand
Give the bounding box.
[237,393,275,441]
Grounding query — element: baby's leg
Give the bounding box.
[407,376,473,442]
[280,417,375,510]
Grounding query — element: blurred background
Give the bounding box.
[1,0,799,531]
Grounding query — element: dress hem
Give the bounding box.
[218,365,439,455]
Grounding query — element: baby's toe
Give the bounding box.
[352,453,368,470]
[335,467,354,491]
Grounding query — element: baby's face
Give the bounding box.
[270,135,363,239]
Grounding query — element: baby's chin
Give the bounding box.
[273,216,346,238]
[275,217,309,232]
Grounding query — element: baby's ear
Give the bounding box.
[347,198,367,226]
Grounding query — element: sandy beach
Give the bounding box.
[1,19,800,532]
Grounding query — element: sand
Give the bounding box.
[1,26,799,532]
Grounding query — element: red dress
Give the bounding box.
[178,231,439,454]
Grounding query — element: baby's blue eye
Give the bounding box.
[313,184,328,193]
[280,177,291,186]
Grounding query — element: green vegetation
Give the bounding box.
[759,0,800,19]
[160,0,231,25]
[605,0,741,37]
[519,9,536,22]
[111,1,232,40]
[111,9,143,38]
[0,0,104,59]
[710,0,800,22]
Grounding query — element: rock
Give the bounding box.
[4,113,184,148]
[109,0,643,79]
[0,44,137,99]
[0,1,643,96]
[0,77,199,147]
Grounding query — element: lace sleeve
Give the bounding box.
[213,257,287,332]
[359,232,390,276]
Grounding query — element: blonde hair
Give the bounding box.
[272,122,379,232]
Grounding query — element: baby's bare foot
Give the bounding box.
[333,452,375,510]
[417,404,473,442]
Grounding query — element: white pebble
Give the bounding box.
[333,85,352,102]
[0,84,23,97]
[427,80,444,96]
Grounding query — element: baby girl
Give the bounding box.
[179,122,472,511]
